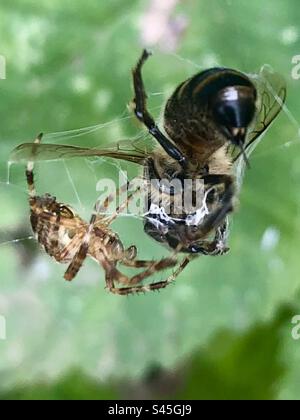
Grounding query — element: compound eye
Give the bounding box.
[214,102,236,130]
[212,86,257,137]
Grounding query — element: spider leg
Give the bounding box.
[119,242,184,278]
[96,181,131,221]
[26,133,62,255]
[63,179,145,281]
[102,182,144,225]
[109,257,177,286]
[94,175,145,226]
[48,213,61,252]
[121,249,181,269]
[63,211,95,281]
[26,133,43,201]
[121,258,162,268]
[132,49,186,167]
[37,212,61,257]
[52,233,84,263]
[107,255,194,295]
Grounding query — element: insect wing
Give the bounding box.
[233,65,287,162]
[10,140,148,165]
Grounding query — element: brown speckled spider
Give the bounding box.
[26,134,179,295]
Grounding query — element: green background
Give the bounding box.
[0,0,300,400]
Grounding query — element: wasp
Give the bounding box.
[11,50,286,286]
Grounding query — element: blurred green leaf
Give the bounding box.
[1,0,300,399]
[0,370,118,400]
[176,306,292,400]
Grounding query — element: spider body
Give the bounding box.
[29,195,124,264]
[26,135,178,295]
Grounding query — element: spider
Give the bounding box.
[26,133,180,295]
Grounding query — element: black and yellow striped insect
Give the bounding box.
[12,50,286,282]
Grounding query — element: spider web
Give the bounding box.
[2,0,298,252]
[0,103,160,254]
[1,0,300,396]
[1,52,299,254]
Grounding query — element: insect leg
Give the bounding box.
[188,221,230,256]
[188,174,235,241]
[132,49,186,167]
